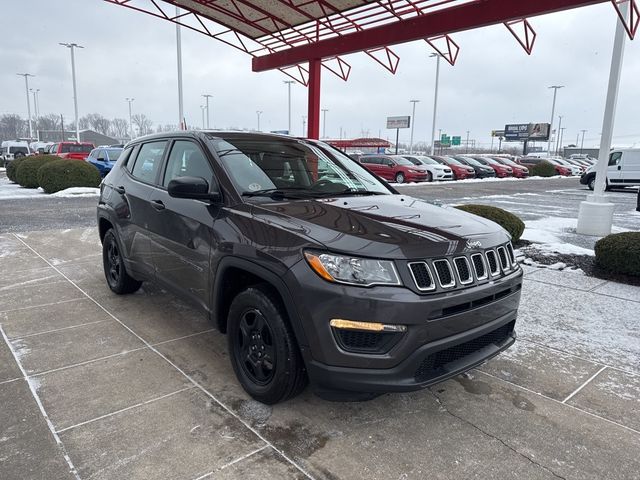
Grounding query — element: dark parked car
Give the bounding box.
[86,147,123,177]
[359,154,429,183]
[97,131,522,404]
[451,156,496,179]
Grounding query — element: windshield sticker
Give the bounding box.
[248,183,262,191]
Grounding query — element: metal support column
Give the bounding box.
[307,59,321,139]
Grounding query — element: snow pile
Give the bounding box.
[521,217,595,255]
[0,176,47,200]
[51,187,100,197]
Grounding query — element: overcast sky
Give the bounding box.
[2,0,639,148]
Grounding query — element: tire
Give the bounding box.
[588,176,596,190]
[102,229,142,294]
[395,172,405,184]
[227,285,307,404]
[427,171,433,182]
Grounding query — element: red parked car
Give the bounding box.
[53,142,95,160]
[359,154,429,183]
[490,156,529,178]
[517,157,574,176]
[428,156,476,180]
[471,156,513,178]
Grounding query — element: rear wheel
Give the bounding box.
[427,171,433,182]
[588,176,596,190]
[395,172,405,184]
[102,229,142,294]
[227,286,307,404]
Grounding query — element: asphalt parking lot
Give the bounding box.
[1,223,639,479]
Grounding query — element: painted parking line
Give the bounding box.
[192,445,270,480]
[562,366,608,404]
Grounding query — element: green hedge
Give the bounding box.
[6,157,27,183]
[37,159,101,194]
[455,204,525,241]
[528,161,557,177]
[595,232,640,276]
[15,155,60,188]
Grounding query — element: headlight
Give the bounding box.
[408,169,420,173]
[304,251,401,287]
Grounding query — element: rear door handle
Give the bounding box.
[114,185,125,194]
[151,199,165,211]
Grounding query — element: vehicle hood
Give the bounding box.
[251,194,508,259]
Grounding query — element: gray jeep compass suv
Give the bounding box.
[97,131,522,404]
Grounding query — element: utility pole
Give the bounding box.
[256,110,263,131]
[125,98,134,140]
[429,53,441,155]
[17,73,34,140]
[59,43,84,142]
[580,129,587,153]
[409,99,420,154]
[321,109,329,138]
[555,115,563,155]
[547,85,564,154]
[202,94,212,129]
[175,6,184,129]
[284,80,294,134]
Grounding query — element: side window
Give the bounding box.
[131,141,167,184]
[117,147,133,166]
[96,149,105,161]
[608,152,622,166]
[366,157,380,165]
[162,140,213,188]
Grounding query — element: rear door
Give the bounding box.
[146,139,220,310]
[621,152,640,184]
[607,151,623,185]
[117,140,169,278]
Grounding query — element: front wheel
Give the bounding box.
[427,171,433,182]
[395,172,405,184]
[588,176,596,190]
[227,286,307,404]
[102,229,142,294]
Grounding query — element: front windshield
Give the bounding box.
[479,157,499,165]
[457,156,481,166]
[414,156,438,165]
[497,157,517,166]
[443,156,463,165]
[209,136,391,198]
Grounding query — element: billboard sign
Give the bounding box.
[491,129,505,137]
[387,116,410,129]
[504,123,550,141]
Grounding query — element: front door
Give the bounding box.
[608,151,623,185]
[146,139,220,310]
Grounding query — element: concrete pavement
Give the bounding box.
[1,227,639,480]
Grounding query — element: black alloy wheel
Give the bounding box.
[236,308,276,385]
[102,229,142,294]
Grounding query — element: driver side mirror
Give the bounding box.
[168,176,221,202]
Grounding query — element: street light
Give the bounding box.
[175,6,184,129]
[559,127,566,156]
[59,43,84,142]
[256,110,263,131]
[321,109,329,138]
[429,53,442,155]
[202,94,212,129]
[200,105,206,129]
[555,115,563,155]
[409,99,420,154]
[284,80,294,134]
[547,85,564,154]
[125,98,134,140]
[17,73,34,139]
[30,88,40,118]
[466,130,470,153]
[580,129,587,154]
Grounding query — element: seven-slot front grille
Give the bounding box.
[407,243,516,291]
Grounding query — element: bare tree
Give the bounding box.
[38,114,61,131]
[78,113,111,135]
[156,124,178,133]
[0,114,26,139]
[110,118,129,139]
[79,115,90,130]
[131,113,153,136]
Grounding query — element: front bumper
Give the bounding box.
[285,260,522,393]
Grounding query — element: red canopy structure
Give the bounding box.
[104,0,638,138]
[326,137,391,150]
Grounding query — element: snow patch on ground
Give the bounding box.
[51,187,100,197]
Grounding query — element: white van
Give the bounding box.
[580,148,640,190]
[1,140,31,167]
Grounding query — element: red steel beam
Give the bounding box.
[253,0,608,71]
[307,59,322,139]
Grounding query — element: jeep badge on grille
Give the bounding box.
[465,239,482,250]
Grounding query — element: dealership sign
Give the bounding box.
[387,116,411,129]
[504,123,550,141]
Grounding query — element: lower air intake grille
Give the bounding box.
[409,262,434,291]
[414,320,515,382]
[334,329,400,354]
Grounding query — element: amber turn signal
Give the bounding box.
[330,319,407,333]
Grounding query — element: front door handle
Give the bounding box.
[151,200,165,211]
[114,185,125,194]
[618,165,621,170]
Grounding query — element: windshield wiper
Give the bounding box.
[241,187,316,199]
[315,188,387,197]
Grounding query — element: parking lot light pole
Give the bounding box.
[577,0,627,236]
[559,127,566,156]
[580,129,587,153]
[555,115,563,155]
[202,94,212,129]
[284,81,294,134]
[175,6,185,129]
[466,130,470,153]
[59,43,83,142]
[200,105,206,129]
[125,98,134,140]
[256,110,262,131]
[547,85,564,155]
[429,53,441,155]
[409,99,419,154]
[321,109,329,138]
[17,73,34,140]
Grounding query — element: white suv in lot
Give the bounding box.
[1,140,31,167]
[580,149,640,190]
